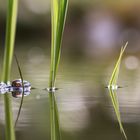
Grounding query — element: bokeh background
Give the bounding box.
[0,0,140,140]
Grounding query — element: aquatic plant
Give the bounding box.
[1,0,18,140]
[107,42,128,139]
[48,0,68,140]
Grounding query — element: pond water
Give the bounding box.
[0,42,140,140]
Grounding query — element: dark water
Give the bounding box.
[0,42,140,140]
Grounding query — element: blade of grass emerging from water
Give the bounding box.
[14,55,24,128]
[48,0,68,140]
[108,42,128,139]
[109,42,128,86]
[49,0,68,87]
[1,0,18,140]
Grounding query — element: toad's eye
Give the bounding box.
[15,83,22,87]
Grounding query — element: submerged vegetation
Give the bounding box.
[107,42,128,139]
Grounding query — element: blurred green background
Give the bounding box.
[0,0,140,140]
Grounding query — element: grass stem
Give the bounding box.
[1,0,18,140]
[48,0,68,140]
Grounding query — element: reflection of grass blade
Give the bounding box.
[109,89,127,139]
[14,54,25,128]
[109,42,128,85]
[49,92,61,140]
[54,98,61,139]
[1,0,18,140]
[48,1,68,140]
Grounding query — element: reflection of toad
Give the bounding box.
[12,90,31,98]
[12,91,22,98]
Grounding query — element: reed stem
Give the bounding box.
[2,0,18,140]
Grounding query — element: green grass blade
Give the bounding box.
[14,54,25,128]
[49,0,68,87]
[1,0,18,140]
[54,0,68,74]
[109,42,128,85]
[111,47,123,85]
[2,0,18,81]
[49,0,59,87]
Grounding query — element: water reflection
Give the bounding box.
[0,46,139,140]
[12,90,30,98]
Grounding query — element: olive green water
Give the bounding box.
[0,41,140,140]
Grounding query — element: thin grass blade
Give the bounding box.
[49,0,59,87]
[112,47,123,85]
[49,0,68,87]
[54,0,68,74]
[109,42,128,85]
[14,54,25,127]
